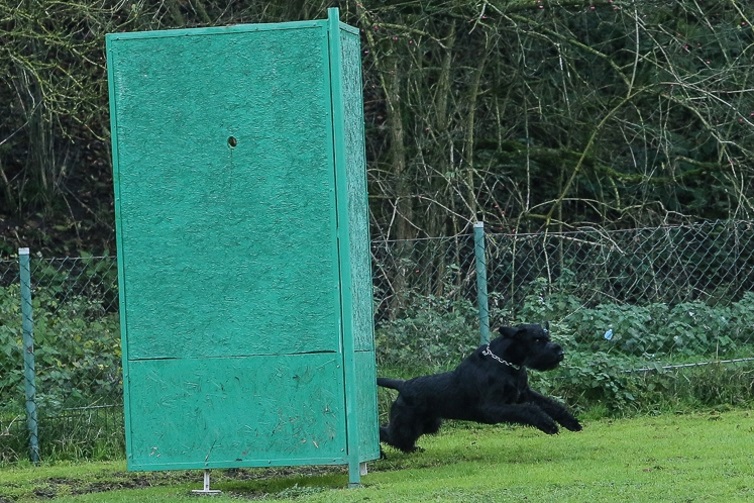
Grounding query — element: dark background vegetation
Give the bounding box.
[1,0,753,256]
[2,0,754,463]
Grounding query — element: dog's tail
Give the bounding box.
[377,377,405,391]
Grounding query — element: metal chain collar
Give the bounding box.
[482,345,521,371]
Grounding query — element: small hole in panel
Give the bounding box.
[228,136,238,148]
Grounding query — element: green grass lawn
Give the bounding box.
[1,410,753,502]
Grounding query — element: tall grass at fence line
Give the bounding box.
[0,406,125,466]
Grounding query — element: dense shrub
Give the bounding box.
[375,292,480,368]
[375,282,754,416]
[0,283,121,413]
[0,284,23,405]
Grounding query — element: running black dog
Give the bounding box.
[378,323,582,453]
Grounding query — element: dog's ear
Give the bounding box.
[498,326,526,339]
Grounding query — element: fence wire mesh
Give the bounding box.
[373,220,754,363]
[0,257,24,461]
[486,220,754,311]
[372,234,477,324]
[0,254,122,462]
[372,220,754,317]
[1,220,753,462]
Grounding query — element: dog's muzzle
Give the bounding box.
[553,345,565,362]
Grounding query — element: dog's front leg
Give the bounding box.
[476,403,559,434]
[524,390,582,432]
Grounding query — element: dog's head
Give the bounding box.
[496,322,564,371]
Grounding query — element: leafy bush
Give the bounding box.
[542,351,640,414]
[0,282,121,413]
[727,291,754,345]
[375,292,480,368]
[515,276,754,359]
[376,275,754,417]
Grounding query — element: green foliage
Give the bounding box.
[514,272,754,358]
[0,277,121,412]
[376,275,754,417]
[375,292,479,368]
[0,284,23,399]
[541,354,754,417]
[544,351,640,414]
[31,292,121,409]
[0,257,122,463]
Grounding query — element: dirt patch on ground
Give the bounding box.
[0,471,194,501]
[70,474,159,495]
[0,466,351,501]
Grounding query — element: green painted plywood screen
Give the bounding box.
[107,9,377,481]
[127,354,347,469]
[109,23,340,361]
[331,22,380,462]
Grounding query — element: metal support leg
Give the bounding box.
[191,470,221,495]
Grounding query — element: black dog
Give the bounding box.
[378,323,582,453]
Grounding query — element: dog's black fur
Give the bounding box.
[378,323,582,453]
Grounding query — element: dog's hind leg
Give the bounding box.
[422,417,442,435]
[382,402,424,453]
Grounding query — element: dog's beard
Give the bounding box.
[526,353,564,371]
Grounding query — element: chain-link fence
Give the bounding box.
[488,220,754,310]
[0,253,121,463]
[373,220,754,364]
[374,220,754,319]
[2,220,753,462]
[372,233,477,323]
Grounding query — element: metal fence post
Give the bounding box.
[19,247,40,464]
[473,222,490,345]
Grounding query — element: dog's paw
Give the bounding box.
[558,416,583,432]
[565,420,583,432]
[536,418,560,435]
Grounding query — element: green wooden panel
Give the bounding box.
[107,9,379,477]
[338,25,374,354]
[108,24,340,360]
[327,18,378,484]
[126,354,346,470]
[354,350,380,462]
[332,23,379,466]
